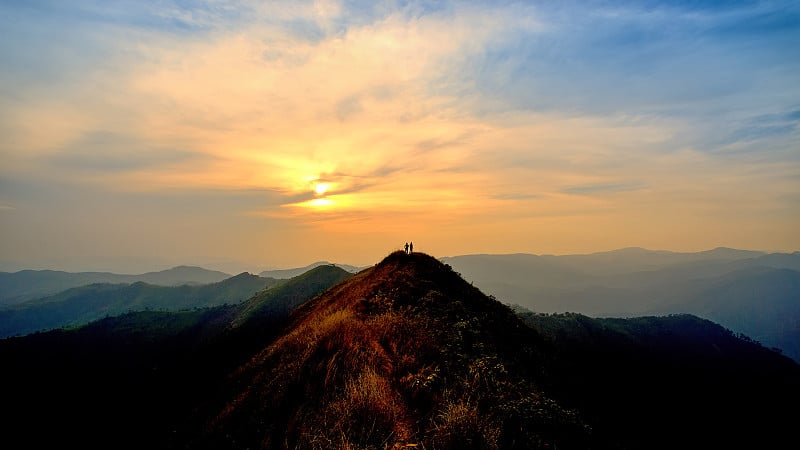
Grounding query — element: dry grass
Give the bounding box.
[429,400,502,450]
[207,251,589,449]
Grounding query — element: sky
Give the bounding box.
[1,0,798,274]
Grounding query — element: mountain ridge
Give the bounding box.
[1,251,798,449]
[258,261,365,279]
[193,251,798,449]
[198,251,587,449]
[440,249,800,360]
[0,272,280,338]
[0,265,234,306]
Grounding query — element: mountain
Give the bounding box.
[0,272,280,338]
[0,265,233,306]
[232,264,354,329]
[441,249,800,359]
[0,264,353,450]
[648,266,800,361]
[135,265,234,285]
[259,261,364,279]
[1,252,797,450]
[195,250,589,449]
[514,309,799,450]
[195,252,797,450]
[543,246,766,276]
[439,248,786,305]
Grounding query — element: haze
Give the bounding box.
[1,1,798,274]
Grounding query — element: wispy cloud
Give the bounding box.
[561,182,648,196]
[1,0,798,269]
[48,131,207,172]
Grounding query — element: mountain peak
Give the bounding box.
[199,251,586,449]
[259,260,364,279]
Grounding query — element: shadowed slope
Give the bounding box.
[3,251,797,450]
[199,251,588,449]
[0,266,353,450]
[232,264,353,329]
[516,310,800,450]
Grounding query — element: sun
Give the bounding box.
[309,198,333,208]
[314,182,329,196]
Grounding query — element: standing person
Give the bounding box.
[404,242,409,254]
[409,242,413,253]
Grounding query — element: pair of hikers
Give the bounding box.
[404,242,414,254]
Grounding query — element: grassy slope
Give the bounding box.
[201,252,800,450]
[0,266,352,450]
[199,251,589,449]
[2,252,797,450]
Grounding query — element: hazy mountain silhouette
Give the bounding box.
[442,248,800,360]
[1,252,796,450]
[259,261,364,279]
[647,266,800,361]
[0,272,281,338]
[0,265,233,306]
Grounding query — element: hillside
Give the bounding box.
[193,251,587,449]
[193,252,798,450]
[441,249,800,360]
[233,264,355,329]
[1,252,797,450]
[0,265,352,450]
[649,266,800,361]
[0,272,281,338]
[515,309,800,449]
[0,265,233,306]
[259,261,364,279]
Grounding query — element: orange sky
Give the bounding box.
[1,1,798,273]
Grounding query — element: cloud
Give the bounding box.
[48,131,206,172]
[727,109,800,143]
[462,0,799,119]
[561,182,648,196]
[1,1,798,266]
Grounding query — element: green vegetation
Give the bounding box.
[199,252,589,449]
[443,251,800,361]
[232,264,353,328]
[1,252,797,450]
[0,272,280,338]
[0,267,351,450]
[514,308,800,450]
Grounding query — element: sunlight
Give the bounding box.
[314,182,330,196]
[309,197,334,208]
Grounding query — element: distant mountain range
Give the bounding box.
[3,247,798,361]
[441,247,800,361]
[258,261,364,279]
[0,265,233,306]
[0,264,355,450]
[0,272,280,338]
[1,252,795,449]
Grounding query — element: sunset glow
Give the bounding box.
[314,183,330,196]
[1,1,798,273]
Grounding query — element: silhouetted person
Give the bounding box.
[409,242,413,253]
[404,242,409,254]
